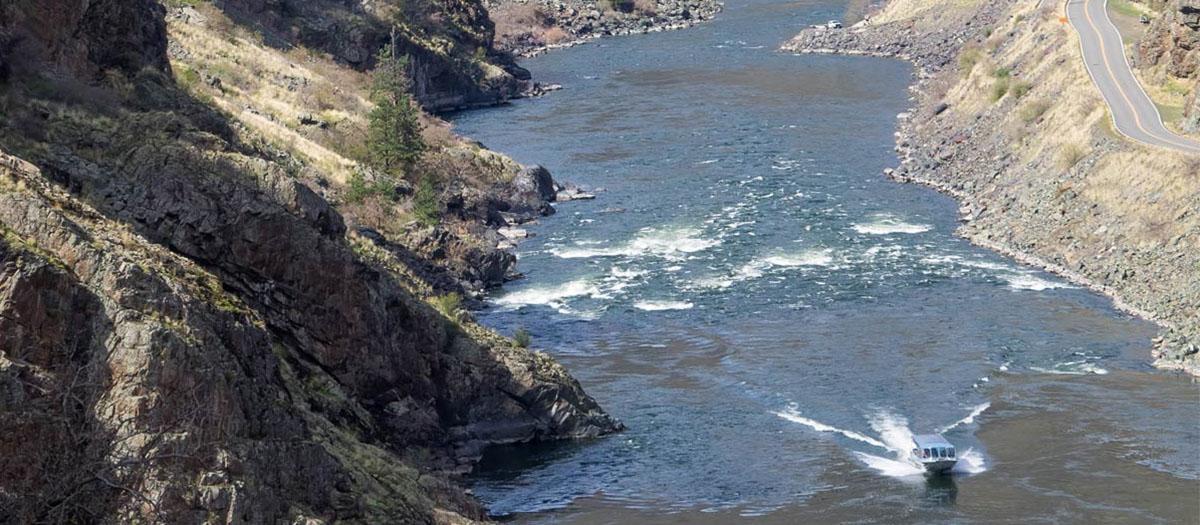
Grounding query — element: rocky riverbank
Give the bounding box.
[785,0,1200,375]
[487,0,722,57]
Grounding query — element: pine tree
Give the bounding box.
[367,36,425,176]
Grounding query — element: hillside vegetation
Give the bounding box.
[0,0,620,522]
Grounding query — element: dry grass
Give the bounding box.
[1057,143,1087,170]
[871,0,984,25]
[167,5,372,183]
[491,3,556,43]
[542,26,570,44]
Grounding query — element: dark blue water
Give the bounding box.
[449,0,1200,521]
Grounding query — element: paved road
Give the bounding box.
[1066,0,1200,154]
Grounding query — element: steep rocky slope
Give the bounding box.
[0,1,619,522]
[786,0,1200,374]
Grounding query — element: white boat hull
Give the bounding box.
[922,459,957,475]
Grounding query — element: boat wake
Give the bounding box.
[937,402,990,434]
[774,404,989,479]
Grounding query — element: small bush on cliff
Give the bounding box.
[367,44,425,178]
[1010,81,1033,99]
[412,176,440,227]
[1058,143,1087,170]
[513,327,532,348]
[431,293,465,321]
[990,78,1011,102]
[345,172,395,203]
[1019,99,1051,124]
[959,48,983,75]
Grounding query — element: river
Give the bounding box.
[447,0,1200,522]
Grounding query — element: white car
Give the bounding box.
[826,20,843,29]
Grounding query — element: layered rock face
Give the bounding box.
[214,0,531,111]
[1137,0,1200,78]
[1136,0,1200,131]
[0,0,169,78]
[0,1,619,522]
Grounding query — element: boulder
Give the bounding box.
[513,164,558,202]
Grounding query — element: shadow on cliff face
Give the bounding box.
[0,1,617,521]
[0,240,121,522]
[201,0,530,111]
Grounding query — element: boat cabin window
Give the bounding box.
[948,448,956,458]
[923,448,931,458]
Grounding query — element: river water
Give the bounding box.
[448,0,1200,522]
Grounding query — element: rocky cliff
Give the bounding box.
[0,1,620,522]
[1136,0,1200,132]
[786,0,1200,374]
[210,0,533,112]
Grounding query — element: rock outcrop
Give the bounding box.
[0,0,170,78]
[1136,0,1200,78]
[0,1,620,522]
[213,0,532,111]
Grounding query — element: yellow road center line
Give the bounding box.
[1080,0,1155,141]
[1066,0,1199,152]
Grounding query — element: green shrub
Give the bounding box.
[345,172,394,203]
[1010,81,1033,99]
[412,176,440,227]
[993,67,1012,79]
[959,48,983,75]
[431,293,464,321]
[1018,98,1051,123]
[513,327,532,348]
[990,78,1011,102]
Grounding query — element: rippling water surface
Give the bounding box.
[448,0,1200,521]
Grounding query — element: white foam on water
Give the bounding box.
[491,279,601,312]
[697,159,720,165]
[1004,273,1073,291]
[633,300,695,311]
[1031,361,1109,376]
[937,403,991,434]
[868,410,916,455]
[959,259,1013,272]
[609,267,647,280]
[852,451,926,478]
[774,405,888,449]
[953,448,988,474]
[852,216,933,235]
[551,228,719,261]
[734,263,765,280]
[762,249,834,268]
[695,276,735,289]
